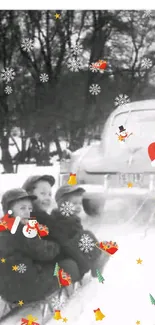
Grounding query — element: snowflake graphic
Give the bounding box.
[114,94,130,107]
[89,63,98,73]
[67,57,82,72]
[89,84,101,95]
[71,44,83,56]
[51,295,66,310]
[40,73,49,83]
[4,85,13,95]
[17,263,27,273]
[141,58,152,70]
[142,10,152,18]
[21,38,34,52]
[1,68,16,83]
[59,201,75,217]
[78,234,95,253]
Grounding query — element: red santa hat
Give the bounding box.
[148,142,155,167]
[1,210,21,234]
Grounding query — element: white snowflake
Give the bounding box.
[114,94,130,107]
[17,263,27,273]
[4,85,13,95]
[51,295,66,310]
[1,68,16,83]
[89,63,98,73]
[60,201,75,217]
[71,44,83,56]
[67,57,82,72]
[40,73,49,83]
[89,84,101,95]
[142,10,152,18]
[78,234,95,253]
[141,58,152,70]
[21,38,34,52]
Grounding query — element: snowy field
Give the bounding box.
[0,164,155,325]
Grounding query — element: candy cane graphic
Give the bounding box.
[10,216,21,234]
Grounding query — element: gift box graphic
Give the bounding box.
[96,241,118,255]
[37,224,49,237]
[21,314,39,325]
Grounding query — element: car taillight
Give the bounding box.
[149,174,155,191]
[103,175,109,189]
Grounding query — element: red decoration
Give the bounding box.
[0,211,21,234]
[58,268,72,286]
[37,224,49,237]
[21,319,39,325]
[93,60,107,71]
[96,241,118,255]
[148,142,155,167]
[28,219,49,237]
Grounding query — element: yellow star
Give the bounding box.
[18,300,24,306]
[136,258,143,264]
[55,13,60,19]
[127,182,133,188]
[136,321,140,325]
[63,318,68,323]
[1,258,6,263]
[12,265,18,271]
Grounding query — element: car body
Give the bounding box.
[60,100,155,212]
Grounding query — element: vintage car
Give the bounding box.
[60,100,155,215]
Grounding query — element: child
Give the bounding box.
[22,177,108,278]
[0,187,81,307]
[54,185,109,277]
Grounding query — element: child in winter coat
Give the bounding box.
[22,176,108,278]
[0,187,81,306]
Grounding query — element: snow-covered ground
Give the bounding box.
[1,165,155,325]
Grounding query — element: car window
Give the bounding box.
[102,109,155,156]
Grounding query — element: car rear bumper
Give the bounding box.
[59,170,155,199]
[81,184,155,198]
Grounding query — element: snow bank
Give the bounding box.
[1,167,155,325]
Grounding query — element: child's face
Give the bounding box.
[11,199,33,225]
[63,192,84,217]
[31,180,52,212]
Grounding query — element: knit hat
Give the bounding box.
[22,175,55,193]
[1,188,37,214]
[55,185,85,203]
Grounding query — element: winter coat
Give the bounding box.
[31,209,103,277]
[0,223,60,304]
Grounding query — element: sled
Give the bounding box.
[95,242,118,256]
[0,276,91,325]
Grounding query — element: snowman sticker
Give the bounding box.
[22,219,40,238]
[116,125,133,143]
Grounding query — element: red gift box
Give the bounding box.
[97,241,118,255]
[37,224,49,237]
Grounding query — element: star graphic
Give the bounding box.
[55,13,60,19]
[127,182,133,188]
[1,258,6,263]
[63,318,68,323]
[136,321,140,325]
[18,300,24,306]
[12,265,18,271]
[136,258,143,264]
